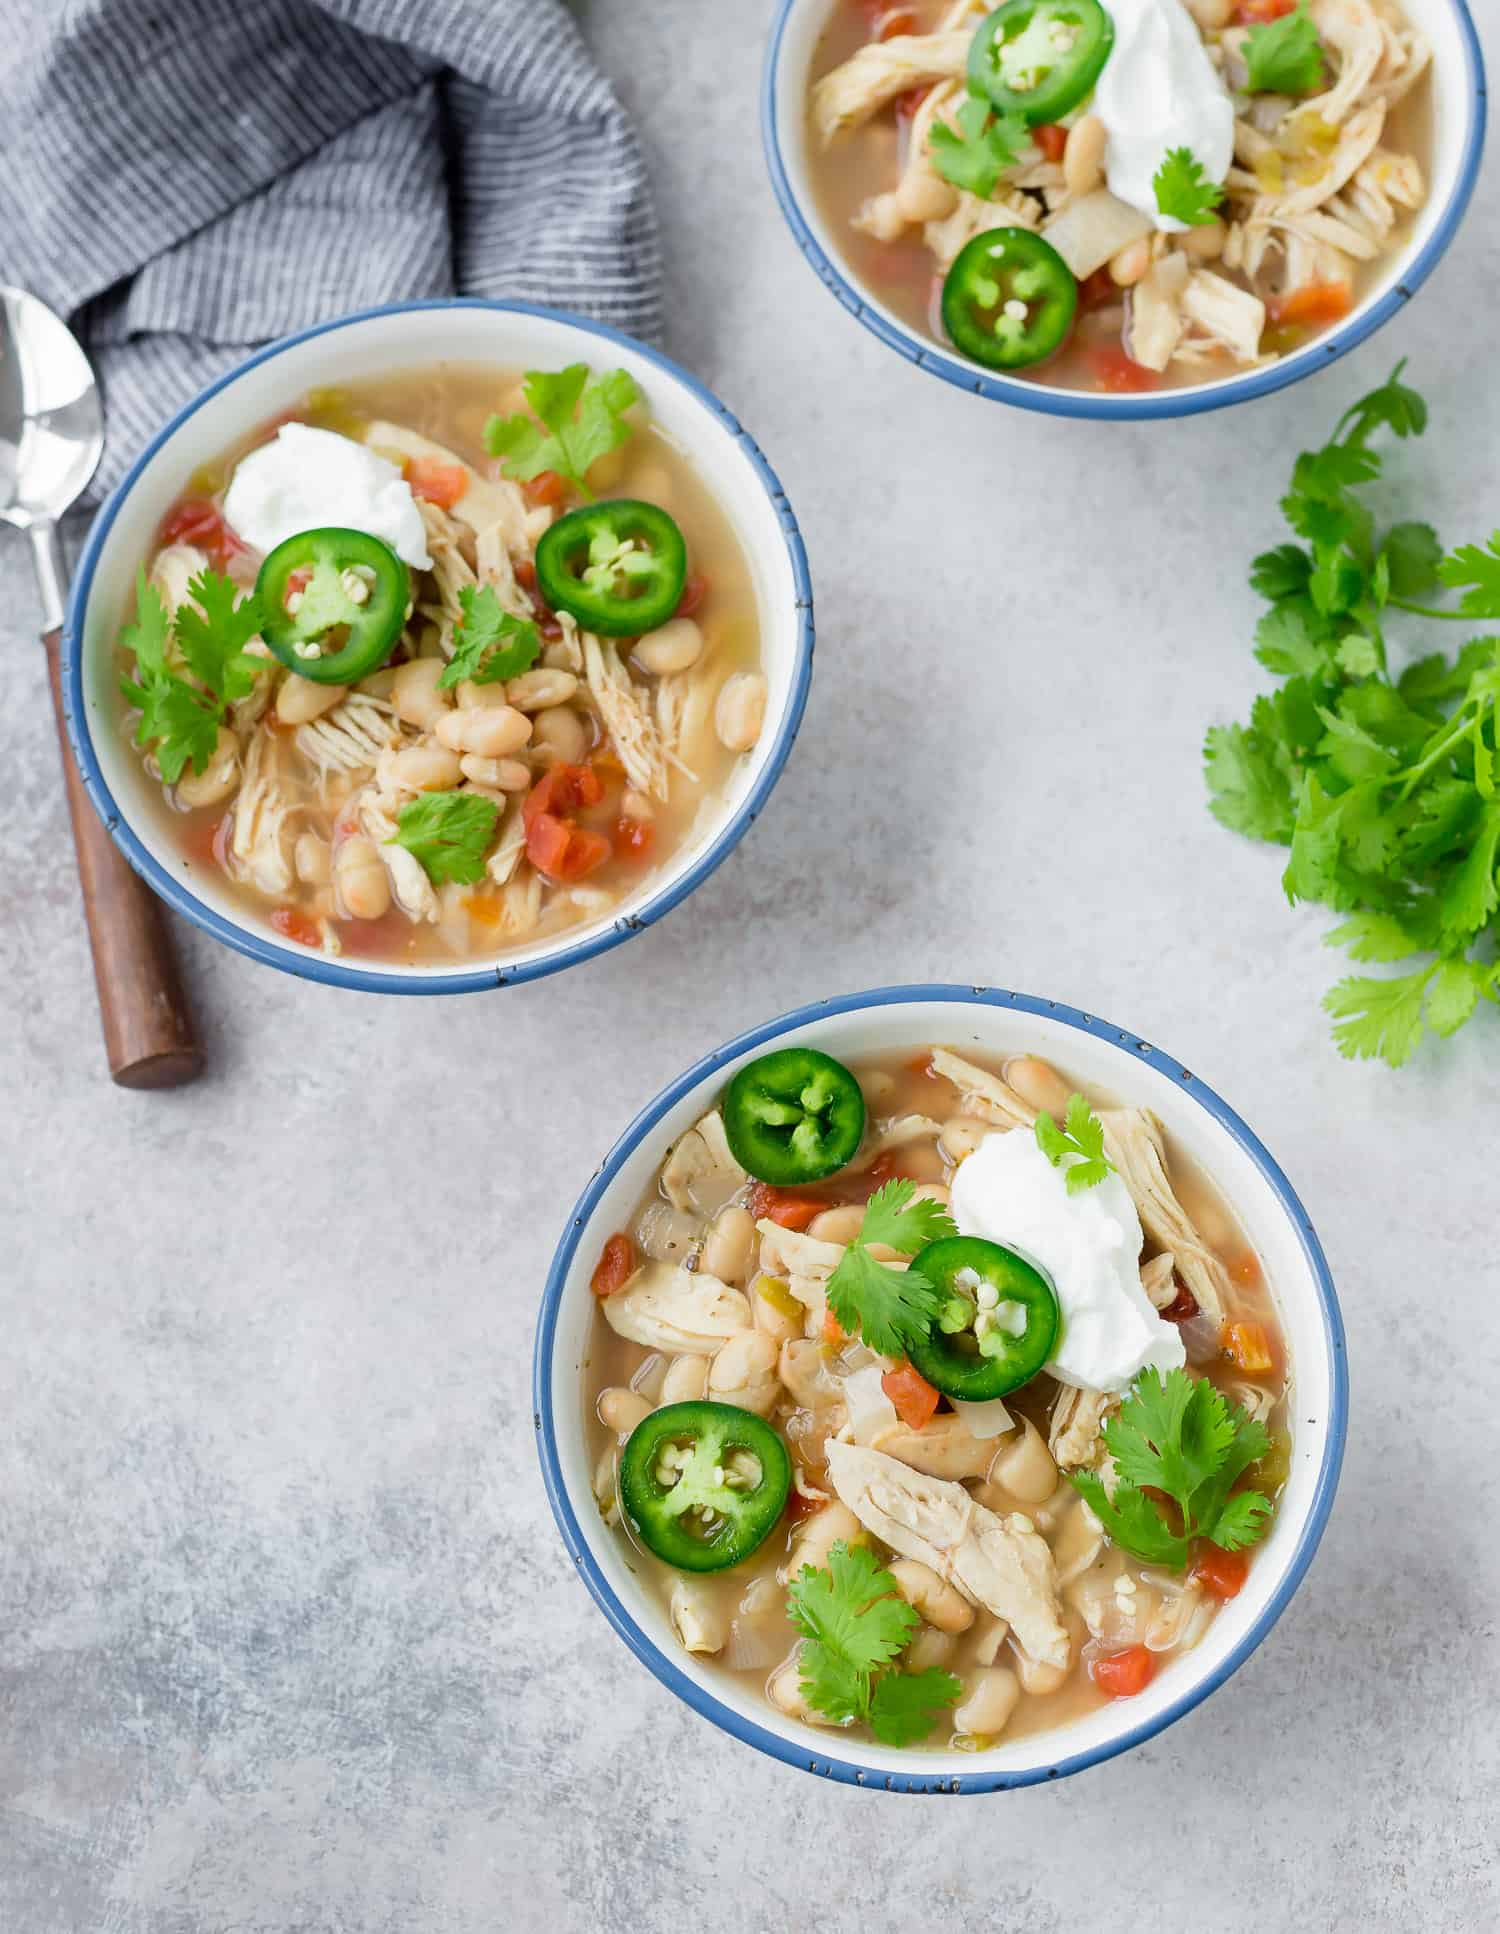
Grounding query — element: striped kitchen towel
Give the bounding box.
[0,0,663,500]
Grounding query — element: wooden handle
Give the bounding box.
[43,626,203,1089]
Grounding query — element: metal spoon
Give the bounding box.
[1,286,201,1087]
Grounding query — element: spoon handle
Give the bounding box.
[43,627,203,1089]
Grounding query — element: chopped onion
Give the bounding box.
[950,1395,1014,1440]
[844,1363,898,1444]
[724,1615,787,1673]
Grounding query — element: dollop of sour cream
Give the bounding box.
[223,424,433,569]
[1094,0,1235,233]
[949,1130,1186,1393]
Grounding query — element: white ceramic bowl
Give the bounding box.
[535,984,1347,1792]
[64,301,814,993]
[763,0,1486,420]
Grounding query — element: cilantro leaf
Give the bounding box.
[1323,967,1433,1066]
[1424,958,1488,1037]
[1253,599,1335,680]
[118,567,259,782]
[121,569,171,678]
[386,790,499,886]
[1069,1370,1274,1572]
[1250,544,1312,601]
[788,1543,961,1746]
[928,98,1027,198]
[858,1178,958,1256]
[1034,1093,1112,1194]
[438,585,541,690]
[1437,801,1500,940]
[121,667,223,785]
[1323,909,1434,964]
[869,1668,966,1748]
[1243,2,1325,95]
[173,569,264,702]
[1381,521,1443,598]
[1204,717,1297,842]
[485,364,640,500]
[1153,145,1225,226]
[822,1181,953,1357]
[1334,361,1426,446]
[1437,534,1500,619]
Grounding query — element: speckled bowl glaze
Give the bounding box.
[63,301,814,993]
[763,0,1486,421]
[534,983,1347,1792]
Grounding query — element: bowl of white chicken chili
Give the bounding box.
[535,984,1345,1792]
[63,302,813,992]
[763,0,1484,416]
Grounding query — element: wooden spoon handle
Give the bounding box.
[43,626,203,1089]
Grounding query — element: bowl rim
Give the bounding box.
[62,298,815,995]
[532,981,1348,1794]
[761,0,1488,422]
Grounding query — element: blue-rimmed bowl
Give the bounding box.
[535,983,1346,1792]
[763,0,1486,421]
[64,301,813,993]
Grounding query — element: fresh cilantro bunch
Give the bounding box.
[1204,364,1500,1067]
[929,99,1028,199]
[1034,1094,1113,1193]
[1243,2,1325,95]
[1069,1369,1274,1572]
[485,364,639,499]
[787,1542,962,1746]
[120,567,264,783]
[438,585,541,690]
[387,791,499,886]
[1153,147,1224,227]
[823,1180,957,1357]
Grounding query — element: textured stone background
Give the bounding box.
[4,3,1498,1928]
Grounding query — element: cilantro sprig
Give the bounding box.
[485,364,639,500]
[787,1542,962,1746]
[438,584,541,690]
[1202,363,1500,1067]
[1069,1369,1275,1572]
[822,1180,957,1357]
[386,790,499,886]
[120,567,264,784]
[1153,146,1225,227]
[929,99,1028,199]
[1242,2,1325,95]
[1034,1094,1113,1193]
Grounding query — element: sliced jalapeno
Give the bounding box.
[967,0,1115,126]
[941,227,1078,371]
[534,499,687,638]
[904,1237,1059,1400]
[722,1048,867,1187]
[256,527,410,686]
[618,1401,792,1573]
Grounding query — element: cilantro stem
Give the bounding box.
[1395,705,1480,798]
[1387,597,1468,621]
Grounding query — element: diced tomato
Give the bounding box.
[514,557,563,641]
[748,1183,825,1233]
[157,496,245,572]
[822,1309,848,1348]
[270,907,322,950]
[674,571,709,620]
[1223,1321,1275,1376]
[1268,282,1353,328]
[876,6,918,37]
[1078,267,1118,312]
[894,83,932,123]
[522,763,605,829]
[1085,345,1159,393]
[1236,0,1297,19]
[786,1487,824,1524]
[522,469,567,509]
[614,815,655,862]
[1193,1545,1250,1599]
[882,1362,941,1432]
[591,1232,637,1298]
[406,456,469,509]
[1162,1280,1200,1323]
[1090,1645,1157,1698]
[1033,122,1068,163]
[524,811,610,881]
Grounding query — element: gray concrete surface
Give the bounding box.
[3,2,1498,1927]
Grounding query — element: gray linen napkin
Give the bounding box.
[0,0,662,501]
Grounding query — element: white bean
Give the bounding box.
[659,1356,709,1406]
[707,1330,780,1416]
[294,831,331,886]
[1063,114,1106,198]
[940,1115,994,1163]
[633,618,703,676]
[769,1658,828,1725]
[531,705,588,765]
[175,724,240,808]
[460,754,531,792]
[1003,1055,1072,1118]
[388,742,462,792]
[333,834,392,921]
[1014,1646,1071,1697]
[714,672,766,753]
[391,656,451,730]
[1109,237,1152,287]
[702,1205,755,1287]
[507,668,580,712]
[888,1560,974,1634]
[454,679,518,712]
[897,167,958,223]
[1182,219,1226,261]
[987,1417,1058,1506]
[275,674,346,726]
[598,1387,651,1436]
[954,1666,1020,1738]
[435,705,532,758]
[783,1502,861,1582]
[806,1205,864,1246]
[906,1623,959,1673]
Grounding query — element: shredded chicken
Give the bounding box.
[1049,1385,1118,1472]
[929,1049,1035,1130]
[583,632,670,801]
[228,728,295,895]
[294,691,398,776]
[1100,1109,1229,1323]
[811,32,973,145]
[826,1442,1070,1669]
[364,421,535,552]
[600,1261,752,1355]
[865,1413,997,1482]
[661,1111,747,1215]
